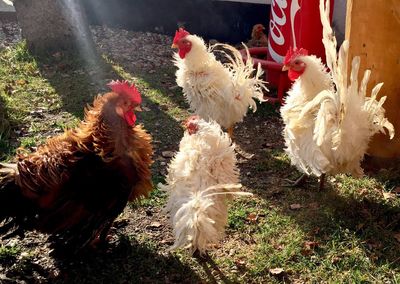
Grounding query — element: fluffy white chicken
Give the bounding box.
[159,116,251,255]
[172,28,267,138]
[280,0,395,189]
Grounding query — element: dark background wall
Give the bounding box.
[82,0,270,43]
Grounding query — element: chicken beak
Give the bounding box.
[171,43,178,49]
[134,105,143,112]
[282,65,289,72]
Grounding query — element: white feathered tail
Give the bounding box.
[304,0,395,175]
[160,118,251,254]
[211,43,267,111]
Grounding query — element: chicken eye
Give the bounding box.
[181,39,190,46]
[294,60,301,65]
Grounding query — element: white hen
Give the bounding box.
[172,28,267,138]
[280,0,395,189]
[160,116,250,255]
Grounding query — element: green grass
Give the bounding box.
[0,245,21,265]
[1,42,399,283]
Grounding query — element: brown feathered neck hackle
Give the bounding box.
[65,92,138,162]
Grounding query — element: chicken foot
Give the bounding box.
[318,173,326,191]
[283,173,307,187]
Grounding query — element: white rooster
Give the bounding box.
[159,116,251,255]
[280,0,395,190]
[171,28,267,138]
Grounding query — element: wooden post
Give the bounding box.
[346,0,400,159]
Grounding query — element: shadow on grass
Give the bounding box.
[4,236,202,284]
[133,66,190,112]
[30,47,186,155]
[254,149,400,269]
[231,105,400,273]
[32,51,116,119]
[0,94,12,159]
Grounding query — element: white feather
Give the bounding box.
[280,0,395,179]
[160,118,249,254]
[174,35,268,129]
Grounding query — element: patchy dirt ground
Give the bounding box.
[1,21,399,284]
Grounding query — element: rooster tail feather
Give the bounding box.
[0,163,18,215]
[349,56,360,91]
[0,164,25,234]
[320,0,337,73]
[359,69,371,99]
[211,43,268,102]
[166,183,245,255]
[337,40,349,92]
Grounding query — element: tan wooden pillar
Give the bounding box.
[346,0,400,159]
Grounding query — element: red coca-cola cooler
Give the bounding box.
[268,0,334,64]
[242,0,334,104]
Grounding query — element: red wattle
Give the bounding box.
[124,111,136,126]
[178,44,191,59]
[288,69,302,81]
[179,49,187,59]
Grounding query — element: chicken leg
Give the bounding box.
[318,173,326,191]
[227,126,234,139]
[283,173,307,187]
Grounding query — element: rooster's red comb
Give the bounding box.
[173,28,190,45]
[283,47,309,65]
[107,80,142,104]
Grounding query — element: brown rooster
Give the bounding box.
[248,24,268,47]
[0,80,153,252]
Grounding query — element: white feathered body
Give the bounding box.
[160,119,247,254]
[281,0,394,178]
[174,35,266,129]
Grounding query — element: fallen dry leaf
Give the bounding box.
[161,151,175,158]
[331,256,341,264]
[301,240,319,256]
[149,221,162,228]
[290,203,302,210]
[301,249,313,256]
[160,238,174,245]
[246,213,258,223]
[269,267,284,275]
[16,79,28,85]
[273,244,284,250]
[304,241,319,249]
[234,259,246,267]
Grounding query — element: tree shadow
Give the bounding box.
[29,41,186,158]
[90,24,190,113]
[31,50,117,119]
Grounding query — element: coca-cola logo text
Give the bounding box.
[268,0,300,63]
